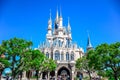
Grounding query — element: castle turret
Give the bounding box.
[47,10,52,35]
[87,34,93,51]
[55,9,59,30]
[57,8,64,37]
[67,17,72,40]
[59,7,63,27]
[56,9,59,22]
[46,10,52,43]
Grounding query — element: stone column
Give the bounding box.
[39,72,43,79]
[69,53,71,61]
[60,53,61,61]
[72,71,74,80]
[55,70,57,80]
[53,53,55,60]
[71,63,75,80]
[64,53,66,61]
[48,72,50,80]
[22,71,27,80]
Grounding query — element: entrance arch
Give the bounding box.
[57,66,70,80]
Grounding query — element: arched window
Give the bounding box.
[71,52,74,60]
[53,39,57,47]
[61,52,64,60]
[55,51,60,60]
[58,40,63,47]
[58,40,61,47]
[66,52,69,61]
[46,52,49,58]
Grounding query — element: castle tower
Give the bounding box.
[67,17,72,40]
[59,7,63,27]
[87,34,93,51]
[55,9,59,30]
[46,9,52,43]
[57,8,64,38]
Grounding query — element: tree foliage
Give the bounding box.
[76,56,94,80]
[1,37,32,79]
[0,37,57,80]
[0,45,10,69]
[42,58,56,72]
[0,45,10,80]
[23,49,56,80]
[41,58,56,80]
[87,42,120,80]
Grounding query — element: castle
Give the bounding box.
[37,9,93,80]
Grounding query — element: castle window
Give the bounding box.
[61,53,64,60]
[55,51,60,60]
[66,52,69,61]
[53,39,57,47]
[71,53,74,60]
[46,52,49,58]
[58,40,61,47]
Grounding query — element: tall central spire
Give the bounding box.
[60,6,62,17]
[50,9,52,21]
[55,8,59,30]
[56,8,59,21]
[59,6,63,27]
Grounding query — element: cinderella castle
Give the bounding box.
[37,9,93,80]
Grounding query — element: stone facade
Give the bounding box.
[38,9,85,80]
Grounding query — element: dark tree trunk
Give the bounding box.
[12,56,16,80]
[12,69,15,80]
[27,71,30,80]
[20,71,22,80]
[114,72,118,80]
[88,71,92,80]
[0,71,2,80]
[27,70,32,80]
[36,70,39,80]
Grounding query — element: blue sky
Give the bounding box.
[0,0,120,51]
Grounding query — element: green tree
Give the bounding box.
[41,57,56,80]
[76,56,93,80]
[1,37,32,80]
[46,58,56,80]
[0,46,9,80]
[87,42,120,80]
[31,50,45,80]
[20,49,33,80]
[48,58,56,71]
[23,49,46,80]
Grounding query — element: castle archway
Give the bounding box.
[57,66,70,80]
